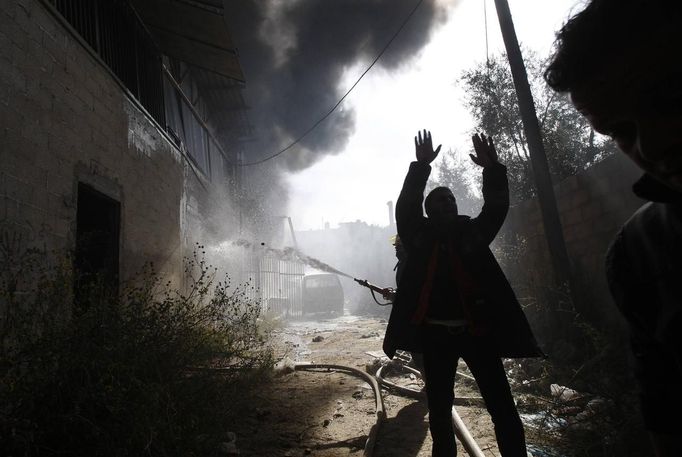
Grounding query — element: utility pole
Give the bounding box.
[493,0,573,292]
[286,216,299,251]
[387,201,395,229]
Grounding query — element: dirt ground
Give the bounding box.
[231,313,558,457]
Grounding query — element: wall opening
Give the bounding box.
[75,183,121,303]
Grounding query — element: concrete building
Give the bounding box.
[1,0,252,289]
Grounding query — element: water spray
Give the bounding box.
[230,239,393,305]
[231,239,354,279]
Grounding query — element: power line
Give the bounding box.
[239,0,426,167]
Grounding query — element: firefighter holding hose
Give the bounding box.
[374,234,406,302]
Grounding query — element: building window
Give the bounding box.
[163,59,211,176]
[48,0,165,126]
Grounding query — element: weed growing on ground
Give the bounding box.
[0,242,273,456]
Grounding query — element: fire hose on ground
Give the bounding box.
[293,363,385,457]
[293,359,486,457]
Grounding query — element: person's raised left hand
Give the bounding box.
[470,133,498,168]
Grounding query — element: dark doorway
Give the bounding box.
[74,183,120,304]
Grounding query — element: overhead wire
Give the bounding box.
[238,0,426,167]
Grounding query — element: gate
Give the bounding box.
[244,254,305,318]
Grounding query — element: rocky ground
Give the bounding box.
[231,314,566,457]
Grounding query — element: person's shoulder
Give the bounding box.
[608,202,657,256]
[612,201,682,276]
[455,215,478,238]
[622,201,679,237]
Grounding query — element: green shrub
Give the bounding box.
[1,243,273,456]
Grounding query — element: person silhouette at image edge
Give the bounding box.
[544,1,682,455]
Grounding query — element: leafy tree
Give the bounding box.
[457,52,618,202]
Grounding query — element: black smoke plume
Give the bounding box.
[224,0,450,171]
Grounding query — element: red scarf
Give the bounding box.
[411,240,486,335]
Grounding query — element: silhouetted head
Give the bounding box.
[425,187,458,225]
[545,0,682,192]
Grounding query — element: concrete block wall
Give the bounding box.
[0,0,229,286]
[501,153,646,322]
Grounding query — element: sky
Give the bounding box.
[282,0,586,231]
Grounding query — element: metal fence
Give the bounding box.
[244,254,305,318]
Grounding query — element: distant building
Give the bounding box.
[1,0,252,289]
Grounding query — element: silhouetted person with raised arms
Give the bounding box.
[545,1,682,455]
[383,130,543,456]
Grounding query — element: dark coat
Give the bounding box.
[382,161,543,359]
[606,174,682,433]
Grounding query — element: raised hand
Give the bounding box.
[470,133,498,168]
[415,129,442,164]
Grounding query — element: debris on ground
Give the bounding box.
[550,384,583,402]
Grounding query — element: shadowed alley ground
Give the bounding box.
[232,315,524,457]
